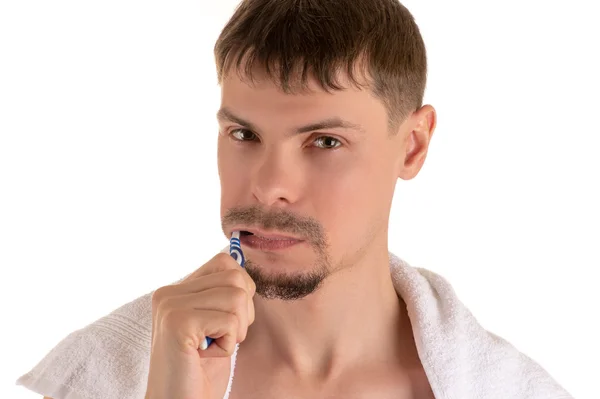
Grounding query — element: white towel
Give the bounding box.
[16,252,573,399]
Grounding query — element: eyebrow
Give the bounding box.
[216,107,365,135]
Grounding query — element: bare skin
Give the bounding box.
[217,68,437,398]
[230,298,435,398]
[45,67,437,399]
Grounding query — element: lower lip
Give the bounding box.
[240,234,303,251]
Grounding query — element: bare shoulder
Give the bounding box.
[43,397,54,399]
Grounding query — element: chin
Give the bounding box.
[244,257,330,301]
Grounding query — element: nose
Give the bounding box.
[250,147,302,207]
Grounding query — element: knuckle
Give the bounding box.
[229,287,248,309]
[248,278,257,295]
[223,269,247,288]
[151,287,165,305]
[155,295,175,316]
[214,252,234,265]
[151,286,172,310]
[224,312,239,331]
[205,252,236,274]
[175,330,199,352]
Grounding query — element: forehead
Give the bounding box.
[219,70,388,129]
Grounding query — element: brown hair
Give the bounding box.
[214,0,427,128]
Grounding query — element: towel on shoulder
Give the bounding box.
[15,252,573,399]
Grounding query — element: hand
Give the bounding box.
[145,252,256,399]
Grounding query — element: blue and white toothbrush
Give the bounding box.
[199,231,245,350]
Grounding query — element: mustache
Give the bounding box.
[222,205,326,248]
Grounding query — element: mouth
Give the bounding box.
[235,229,304,251]
[235,228,300,240]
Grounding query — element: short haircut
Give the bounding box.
[214,0,428,129]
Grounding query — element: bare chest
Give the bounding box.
[227,363,435,399]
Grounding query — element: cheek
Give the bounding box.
[309,155,387,242]
[310,148,396,252]
[315,147,391,204]
[218,139,249,210]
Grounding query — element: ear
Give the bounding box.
[397,105,437,180]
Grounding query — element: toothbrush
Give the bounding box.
[228,230,245,267]
[199,231,245,350]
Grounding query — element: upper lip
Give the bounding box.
[231,227,303,241]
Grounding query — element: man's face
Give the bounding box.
[217,70,415,300]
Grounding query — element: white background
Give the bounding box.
[1,1,598,398]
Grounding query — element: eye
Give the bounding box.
[313,136,341,149]
[230,128,257,141]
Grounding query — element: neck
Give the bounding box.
[242,241,412,380]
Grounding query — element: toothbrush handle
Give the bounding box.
[203,336,215,349]
[201,236,244,350]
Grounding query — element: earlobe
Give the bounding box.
[397,105,437,181]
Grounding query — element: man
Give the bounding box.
[17,0,572,398]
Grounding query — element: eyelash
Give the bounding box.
[228,128,342,149]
